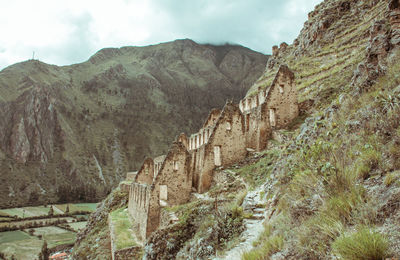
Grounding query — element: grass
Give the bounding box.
[233,149,279,188]
[0,203,98,219]
[0,231,32,244]
[0,235,42,260]
[384,171,400,187]
[332,227,389,260]
[66,221,88,232]
[109,207,137,250]
[54,203,98,213]
[0,216,76,228]
[31,226,69,236]
[43,231,76,247]
[242,223,283,260]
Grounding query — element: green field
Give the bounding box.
[0,228,76,258]
[44,231,76,248]
[0,203,96,259]
[31,226,68,236]
[0,231,31,243]
[0,206,52,218]
[66,221,88,232]
[54,203,98,213]
[0,203,98,218]
[0,216,76,228]
[0,237,42,260]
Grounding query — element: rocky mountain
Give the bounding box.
[0,39,268,207]
[73,0,400,259]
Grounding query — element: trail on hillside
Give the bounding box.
[213,184,267,260]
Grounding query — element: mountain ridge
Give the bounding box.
[0,39,269,208]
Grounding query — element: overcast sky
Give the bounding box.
[0,0,322,70]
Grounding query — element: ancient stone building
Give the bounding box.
[126,64,298,241]
[190,102,247,192]
[134,158,155,185]
[157,140,192,206]
[240,65,298,151]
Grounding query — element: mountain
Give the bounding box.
[0,39,268,208]
[72,0,400,259]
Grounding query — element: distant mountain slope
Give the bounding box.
[0,39,268,207]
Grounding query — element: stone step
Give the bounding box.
[252,208,265,214]
[248,214,264,220]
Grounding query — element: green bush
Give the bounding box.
[332,227,389,260]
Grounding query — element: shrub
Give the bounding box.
[332,227,389,260]
[295,213,344,259]
[384,171,400,187]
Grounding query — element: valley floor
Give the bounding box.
[0,203,97,260]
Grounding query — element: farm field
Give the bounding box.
[0,235,42,260]
[0,203,98,218]
[66,221,88,232]
[0,217,76,228]
[54,203,98,213]
[0,203,97,259]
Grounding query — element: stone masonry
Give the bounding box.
[127,64,299,242]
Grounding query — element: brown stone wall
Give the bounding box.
[156,142,192,206]
[244,103,271,151]
[146,184,160,238]
[128,183,151,241]
[191,145,207,190]
[126,172,138,181]
[266,65,298,129]
[177,133,189,150]
[135,158,154,185]
[203,108,221,128]
[119,182,131,193]
[197,103,247,192]
[153,155,166,179]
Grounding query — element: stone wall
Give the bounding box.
[128,183,151,241]
[126,172,138,181]
[265,65,298,129]
[153,155,166,180]
[135,158,154,185]
[156,141,192,206]
[244,103,270,151]
[126,64,299,242]
[195,102,247,192]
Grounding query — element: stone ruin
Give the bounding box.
[125,64,299,242]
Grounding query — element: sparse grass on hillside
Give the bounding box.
[332,227,389,260]
[109,207,137,250]
[242,45,400,258]
[233,149,279,189]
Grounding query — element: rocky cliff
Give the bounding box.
[0,39,268,207]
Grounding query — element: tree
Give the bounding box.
[41,240,49,260]
[66,204,70,214]
[48,206,54,216]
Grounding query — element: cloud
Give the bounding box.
[0,0,322,70]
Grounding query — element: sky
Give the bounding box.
[0,0,322,70]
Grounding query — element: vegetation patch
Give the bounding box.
[233,149,279,188]
[0,231,32,244]
[332,227,389,260]
[242,223,283,260]
[109,207,137,250]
